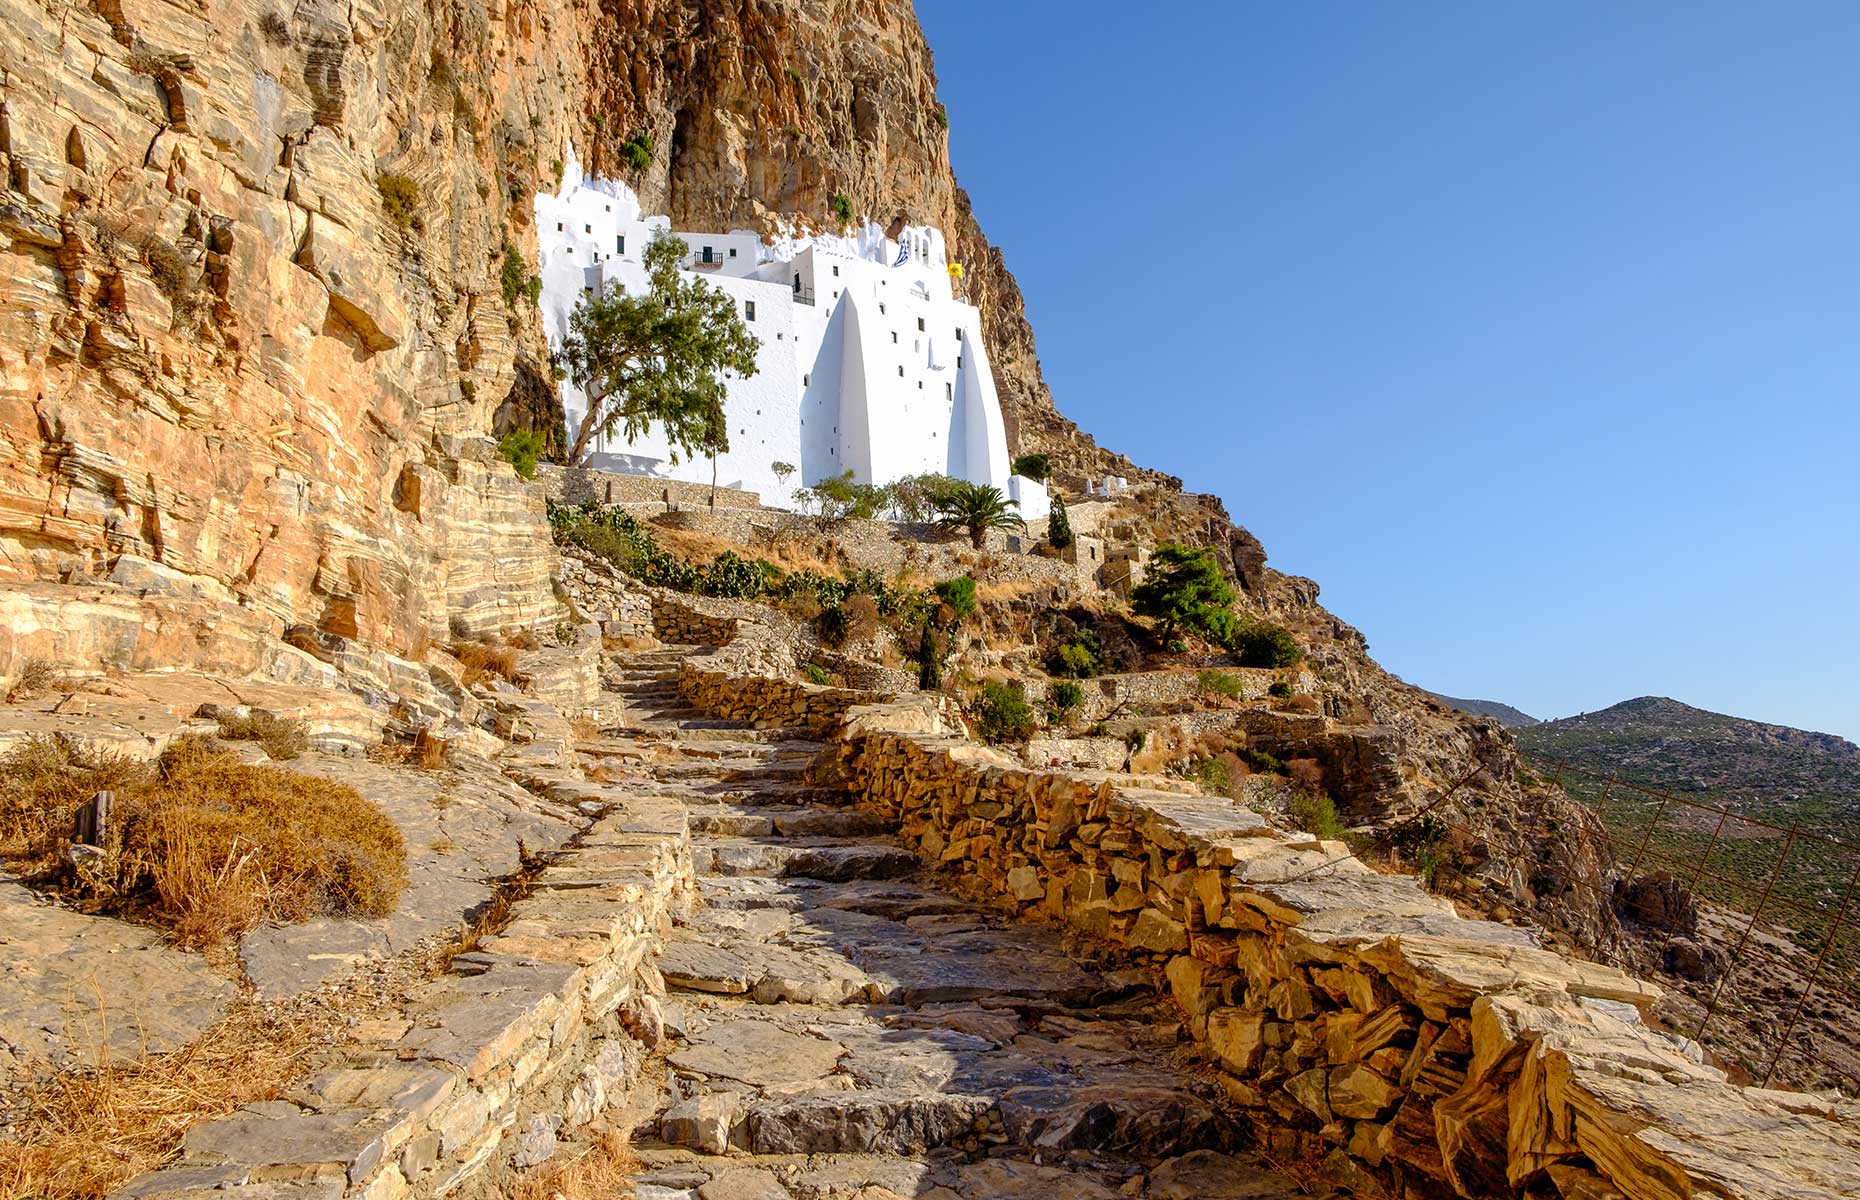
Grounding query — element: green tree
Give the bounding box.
[1131,543,1236,645]
[559,230,759,466]
[932,480,1025,549]
[1010,453,1051,482]
[1047,493,1073,550]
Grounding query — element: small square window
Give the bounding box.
[955,328,963,340]
[917,317,925,331]
[556,222,564,232]
[832,265,840,277]
[729,247,737,257]
[584,224,591,234]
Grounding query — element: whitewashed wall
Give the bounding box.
[533,156,1028,513]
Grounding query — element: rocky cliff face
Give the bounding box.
[0,0,1613,951]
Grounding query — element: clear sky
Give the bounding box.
[917,1,1860,740]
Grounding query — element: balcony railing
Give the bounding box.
[691,257,725,270]
[793,284,816,306]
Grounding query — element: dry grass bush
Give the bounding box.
[0,1003,332,1200]
[6,657,57,701]
[413,727,454,771]
[0,736,407,949]
[212,712,307,760]
[509,1129,640,1200]
[450,639,521,687]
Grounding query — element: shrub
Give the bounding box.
[144,237,191,300]
[1244,749,1285,775]
[0,737,407,949]
[971,681,1035,744]
[934,106,950,130]
[1052,632,1106,679]
[1268,680,1293,698]
[1010,453,1051,482]
[450,639,521,686]
[500,238,539,309]
[259,10,291,45]
[1048,680,1083,715]
[803,663,830,686]
[498,429,546,479]
[1232,622,1303,669]
[376,173,420,228]
[7,658,56,701]
[785,65,804,87]
[1195,756,1232,797]
[1288,791,1346,841]
[618,135,653,171]
[701,551,774,599]
[932,575,977,621]
[213,712,308,761]
[831,193,854,224]
[1047,493,1073,551]
[1197,668,1244,697]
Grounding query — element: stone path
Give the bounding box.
[597,648,1325,1200]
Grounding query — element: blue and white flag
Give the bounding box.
[893,243,909,267]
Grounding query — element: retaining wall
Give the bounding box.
[113,784,693,1199]
[676,626,1860,1200]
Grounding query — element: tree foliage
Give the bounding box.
[1131,543,1236,645]
[1047,493,1073,550]
[932,481,1025,549]
[559,231,760,466]
[1010,453,1051,482]
[497,429,546,479]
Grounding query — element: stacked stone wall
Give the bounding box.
[111,792,693,1199]
[675,628,1860,1200]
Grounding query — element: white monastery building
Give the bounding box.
[533,158,1048,520]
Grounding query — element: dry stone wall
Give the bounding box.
[675,626,1860,1200]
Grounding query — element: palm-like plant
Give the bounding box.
[933,481,1025,549]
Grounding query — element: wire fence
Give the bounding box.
[1520,755,1860,1089]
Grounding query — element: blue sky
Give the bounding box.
[917,1,1860,740]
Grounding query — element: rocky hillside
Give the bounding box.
[0,0,1615,953]
[1427,693,1541,729]
[1520,696,1860,825]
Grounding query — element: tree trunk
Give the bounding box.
[564,392,608,466]
[970,524,985,550]
[710,455,718,510]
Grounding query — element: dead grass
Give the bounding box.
[974,579,1036,604]
[5,657,57,701]
[508,1129,641,1200]
[0,1003,332,1200]
[0,736,407,950]
[413,726,454,770]
[212,712,308,760]
[450,639,521,687]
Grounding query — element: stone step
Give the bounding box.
[689,807,893,839]
[699,838,918,881]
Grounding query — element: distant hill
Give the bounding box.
[1518,696,1860,811]
[1426,693,1541,729]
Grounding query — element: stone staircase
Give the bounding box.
[598,647,1319,1200]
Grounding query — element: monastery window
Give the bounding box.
[804,373,810,386]
[957,356,964,368]
[832,265,840,277]
[729,247,737,257]
[604,204,610,212]
[897,366,905,377]
[945,383,953,400]
[744,300,756,321]
[616,235,625,254]
[955,328,962,341]
[879,303,886,315]
[917,317,925,332]
[917,381,923,389]
[890,332,898,344]
[584,224,591,234]
[556,222,564,232]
